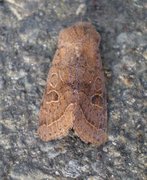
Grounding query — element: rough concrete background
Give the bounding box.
[0,0,146,179]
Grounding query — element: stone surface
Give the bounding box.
[0,0,146,179]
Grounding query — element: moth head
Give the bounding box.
[58,22,100,47]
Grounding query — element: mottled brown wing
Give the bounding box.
[73,72,108,145]
[72,25,108,145]
[38,21,108,145]
[37,62,75,141]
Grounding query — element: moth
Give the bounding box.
[38,22,108,146]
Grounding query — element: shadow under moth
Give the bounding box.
[38,22,108,146]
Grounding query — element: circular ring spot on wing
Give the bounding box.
[49,73,59,88]
[91,94,103,108]
[94,76,103,90]
[46,90,59,103]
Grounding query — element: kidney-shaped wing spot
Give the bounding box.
[91,93,104,109]
[46,90,59,104]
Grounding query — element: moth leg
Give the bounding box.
[73,107,108,145]
[38,103,75,141]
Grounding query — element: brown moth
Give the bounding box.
[38,22,108,146]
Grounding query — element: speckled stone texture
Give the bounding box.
[0,0,146,179]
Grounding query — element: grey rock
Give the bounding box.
[0,0,146,179]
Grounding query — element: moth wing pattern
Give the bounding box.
[38,64,74,141]
[73,68,108,145]
[38,22,108,145]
